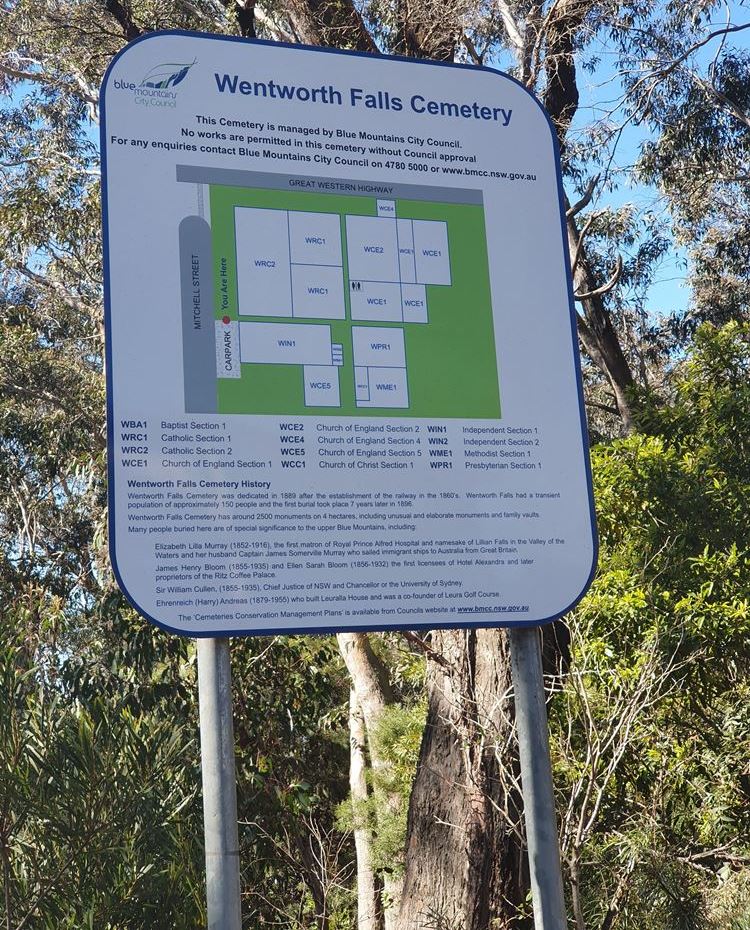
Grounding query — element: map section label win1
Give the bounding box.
[101,31,597,636]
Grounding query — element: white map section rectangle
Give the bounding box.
[401,284,428,323]
[240,321,333,365]
[346,215,399,282]
[235,207,292,317]
[413,220,451,285]
[289,211,342,266]
[354,366,370,401]
[291,265,346,319]
[397,219,416,283]
[352,326,406,368]
[214,320,241,378]
[377,199,396,217]
[357,367,409,408]
[350,281,402,322]
[303,365,340,406]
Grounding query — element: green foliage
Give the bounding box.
[228,634,354,928]
[370,702,427,798]
[708,871,750,930]
[0,625,204,929]
[337,701,425,875]
[552,323,750,930]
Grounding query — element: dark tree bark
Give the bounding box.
[236,0,256,38]
[541,618,571,678]
[214,0,257,37]
[102,0,142,39]
[393,0,456,61]
[542,0,588,153]
[286,0,379,52]
[397,630,530,930]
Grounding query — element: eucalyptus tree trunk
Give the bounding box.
[396,629,530,930]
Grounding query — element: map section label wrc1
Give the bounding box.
[101,31,597,637]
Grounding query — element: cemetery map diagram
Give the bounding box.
[178,168,500,418]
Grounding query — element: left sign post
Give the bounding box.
[196,638,242,930]
[100,32,246,930]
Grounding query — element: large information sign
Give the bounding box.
[101,31,597,636]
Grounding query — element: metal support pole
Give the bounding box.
[197,637,242,930]
[509,626,568,930]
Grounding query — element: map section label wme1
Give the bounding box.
[101,32,597,636]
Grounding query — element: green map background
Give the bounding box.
[210,184,501,418]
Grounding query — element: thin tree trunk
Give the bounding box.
[566,215,637,431]
[337,633,394,730]
[541,0,638,432]
[349,689,384,930]
[569,854,587,930]
[337,633,403,927]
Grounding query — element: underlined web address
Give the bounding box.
[440,166,538,180]
[456,605,530,613]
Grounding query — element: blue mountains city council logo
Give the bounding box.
[141,60,195,89]
[113,59,196,108]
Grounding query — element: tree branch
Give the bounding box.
[399,630,450,669]
[626,21,750,122]
[101,0,143,40]
[567,175,600,218]
[496,0,525,56]
[0,61,98,106]
[570,212,597,277]
[693,74,750,130]
[575,255,623,301]
[461,32,483,65]
[585,399,620,417]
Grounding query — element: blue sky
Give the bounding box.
[568,9,750,320]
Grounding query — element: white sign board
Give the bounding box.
[101,31,597,637]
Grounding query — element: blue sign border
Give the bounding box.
[100,29,599,638]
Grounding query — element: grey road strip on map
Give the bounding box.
[175,166,483,205]
[180,216,218,413]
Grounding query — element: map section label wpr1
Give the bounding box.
[101,31,597,637]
